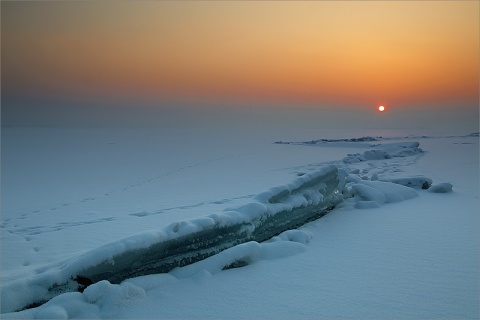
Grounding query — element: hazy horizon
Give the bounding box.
[2,1,479,131]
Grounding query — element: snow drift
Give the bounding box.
[343,141,423,163]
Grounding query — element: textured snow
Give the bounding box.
[429,182,453,193]
[348,180,418,209]
[359,180,419,203]
[1,128,478,319]
[389,176,433,189]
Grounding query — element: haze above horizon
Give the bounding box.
[2,1,478,129]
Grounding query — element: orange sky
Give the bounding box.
[2,1,479,110]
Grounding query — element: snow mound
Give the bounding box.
[270,229,313,244]
[343,142,423,163]
[348,180,418,209]
[83,281,146,318]
[379,142,423,157]
[351,184,387,204]
[3,281,146,319]
[389,176,433,189]
[360,181,419,202]
[429,183,453,193]
[363,149,392,160]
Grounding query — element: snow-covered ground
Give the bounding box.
[1,126,478,319]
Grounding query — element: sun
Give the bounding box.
[378,105,385,112]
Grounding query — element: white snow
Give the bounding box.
[429,182,453,193]
[358,180,419,203]
[389,176,433,189]
[1,126,478,319]
[351,183,387,202]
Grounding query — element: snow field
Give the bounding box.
[1,127,361,276]
[1,129,478,318]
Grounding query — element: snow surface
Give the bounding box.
[429,182,453,193]
[1,127,478,318]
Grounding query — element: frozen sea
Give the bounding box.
[1,123,478,319]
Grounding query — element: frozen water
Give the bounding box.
[1,127,478,318]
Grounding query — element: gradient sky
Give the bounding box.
[2,1,479,128]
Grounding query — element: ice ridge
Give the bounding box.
[1,165,342,313]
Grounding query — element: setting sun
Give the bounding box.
[378,105,385,112]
